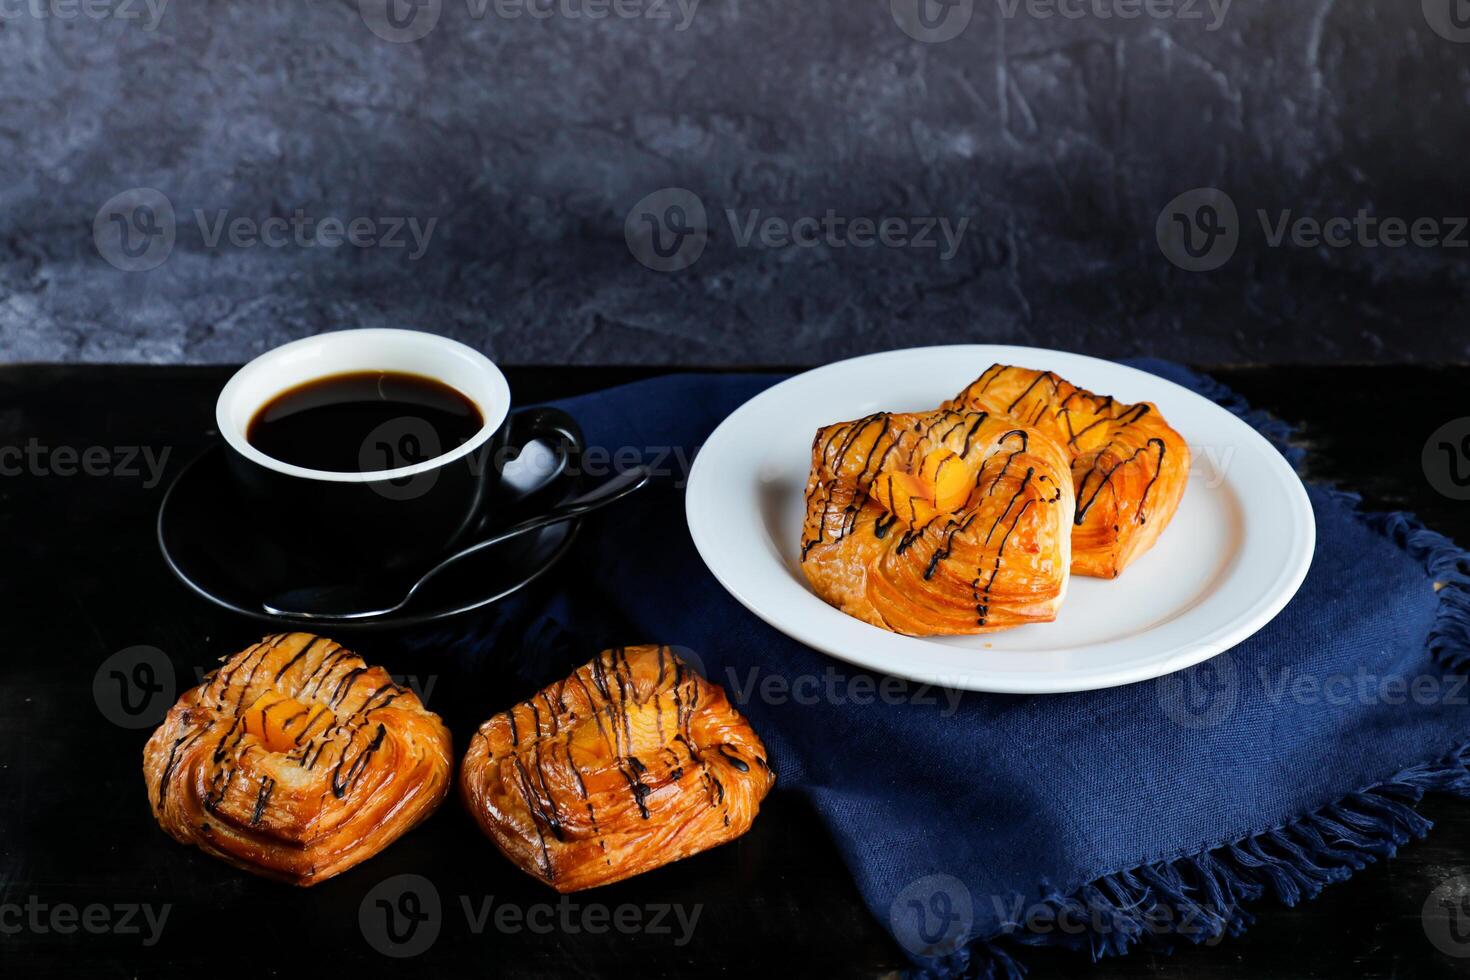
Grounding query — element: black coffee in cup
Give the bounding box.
[245,371,484,473]
[216,329,582,574]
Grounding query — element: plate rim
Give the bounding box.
[684,344,1316,694]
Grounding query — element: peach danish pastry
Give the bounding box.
[800,408,1075,635]
[143,633,452,885]
[460,645,774,892]
[946,365,1191,578]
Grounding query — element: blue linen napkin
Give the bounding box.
[417,361,1470,977]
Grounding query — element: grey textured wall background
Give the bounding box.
[0,0,1466,365]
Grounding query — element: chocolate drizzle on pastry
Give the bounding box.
[460,645,775,893]
[947,364,1191,579]
[142,633,453,886]
[799,404,1076,636]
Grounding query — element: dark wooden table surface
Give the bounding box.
[1,364,1467,979]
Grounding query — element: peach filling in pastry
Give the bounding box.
[460,645,775,892]
[800,408,1075,636]
[870,448,974,528]
[142,633,453,886]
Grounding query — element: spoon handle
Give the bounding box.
[400,466,653,607]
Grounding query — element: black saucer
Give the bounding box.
[157,444,580,630]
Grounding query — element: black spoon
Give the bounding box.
[262,465,652,621]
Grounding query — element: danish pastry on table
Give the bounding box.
[800,407,1076,636]
[460,645,774,892]
[142,633,453,886]
[946,365,1191,579]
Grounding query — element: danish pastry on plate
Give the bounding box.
[142,633,453,885]
[947,365,1191,578]
[460,645,774,892]
[800,408,1075,635]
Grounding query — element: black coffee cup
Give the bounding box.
[215,329,581,573]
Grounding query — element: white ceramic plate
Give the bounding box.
[685,346,1315,694]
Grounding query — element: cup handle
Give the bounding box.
[500,406,584,507]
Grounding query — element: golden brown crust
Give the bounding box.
[459,646,775,893]
[799,408,1075,635]
[946,364,1192,578]
[142,633,453,886]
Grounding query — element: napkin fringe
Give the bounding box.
[948,357,1470,980]
[1367,510,1470,674]
[1185,361,1470,675]
[951,739,1470,979]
